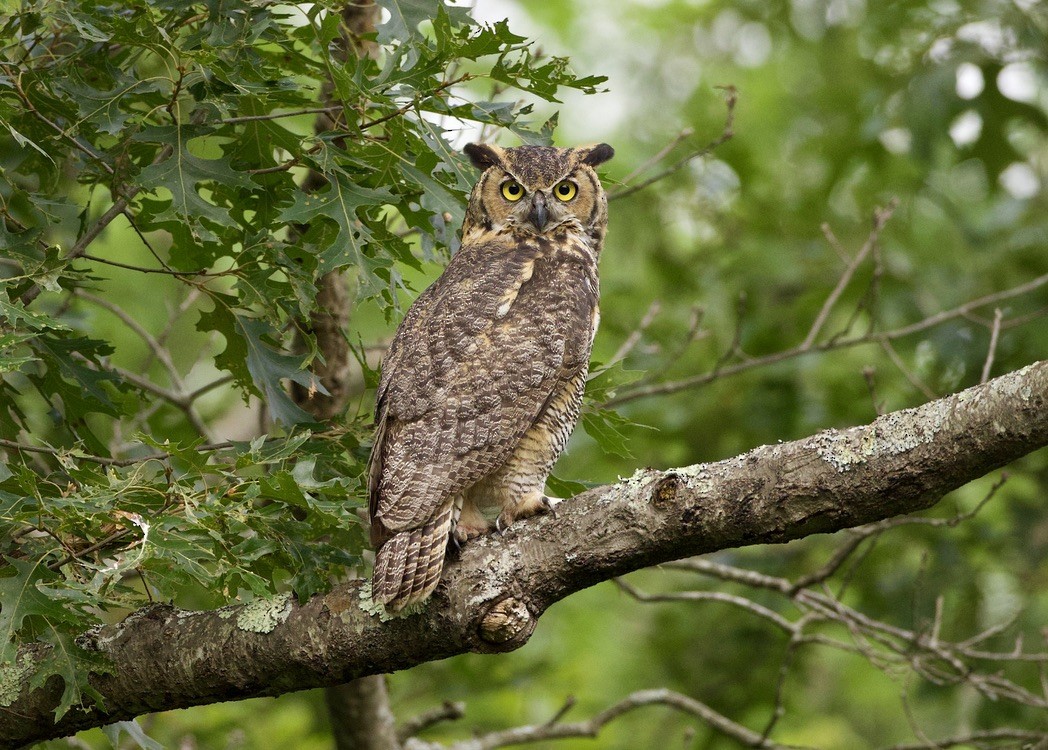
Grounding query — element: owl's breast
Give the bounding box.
[499,237,599,367]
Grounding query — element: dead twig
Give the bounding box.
[449,688,789,750]
[609,85,736,202]
[609,300,662,364]
[980,307,1004,383]
[606,270,1048,407]
[801,200,897,350]
[397,701,466,742]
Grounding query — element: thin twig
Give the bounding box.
[77,253,221,277]
[759,612,818,742]
[625,305,708,392]
[454,688,789,750]
[862,365,883,415]
[788,534,870,595]
[801,201,897,349]
[220,105,344,125]
[397,701,466,742]
[881,728,1048,750]
[3,65,112,174]
[359,74,471,131]
[878,338,937,400]
[19,142,173,304]
[657,305,706,376]
[186,375,236,401]
[606,271,1048,407]
[648,478,1046,718]
[17,75,182,304]
[143,288,204,372]
[610,85,737,202]
[47,526,135,571]
[542,696,577,728]
[72,289,221,438]
[712,291,748,373]
[74,290,184,393]
[980,307,1003,383]
[614,577,796,634]
[69,352,214,441]
[999,304,1048,330]
[0,438,129,466]
[609,300,661,364]
[620,128,694,185]
[886,272,1048,340]
[820,222,850,264]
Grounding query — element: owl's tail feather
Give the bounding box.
[372,499,454,612]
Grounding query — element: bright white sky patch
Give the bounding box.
[997,63,1039,104]
[955,62,984,99]
[879,127,912,154]
[735,22,772,67]
[999,162,1040,199]
[957,20,1012,57]
[949,109,982,147]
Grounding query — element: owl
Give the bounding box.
[368,142,615,612]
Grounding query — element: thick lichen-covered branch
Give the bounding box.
[2,361,1046,748]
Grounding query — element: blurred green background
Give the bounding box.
[29,0,1048,747]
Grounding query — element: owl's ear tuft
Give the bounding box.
[464,143,503,171]
[581,143,614,167]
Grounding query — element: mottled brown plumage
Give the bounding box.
[368,142,614,611]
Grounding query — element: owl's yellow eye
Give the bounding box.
[501,181,525,202]
[553,181,577,201]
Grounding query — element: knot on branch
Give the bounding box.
[477,596,535,651]
[651,472,683,505]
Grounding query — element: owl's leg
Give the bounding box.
[452,493,492,545]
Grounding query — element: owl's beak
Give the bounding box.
[528,192,549,232]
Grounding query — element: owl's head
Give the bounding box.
[461,142,614,241]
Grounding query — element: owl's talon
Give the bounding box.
[540,495,562,519]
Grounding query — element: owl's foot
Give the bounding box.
[452,521,491,546]
[453,495,492,546]
[496,493,563,533]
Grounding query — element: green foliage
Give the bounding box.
[2,0,1048,746]
[0,0,606,722]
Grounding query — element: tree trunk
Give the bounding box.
[325,677,400,750]
[283,3,399,749]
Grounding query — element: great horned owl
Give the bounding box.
[368,142,615,612]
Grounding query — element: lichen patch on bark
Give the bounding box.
[235,595,292,634]
[0,653,32,707]
[814,405,945,473]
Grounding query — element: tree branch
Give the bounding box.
[397,701,466,743]
[438,689,785,750]
[609,85,736,201]
[2,361,1047,747]
[19,145,174,305]
[606,271,1048,407]
[800,200,896,349]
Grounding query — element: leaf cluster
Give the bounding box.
[0,0,606,719]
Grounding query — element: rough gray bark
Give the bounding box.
[2,361,1046,749]
[325,675,400,750]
